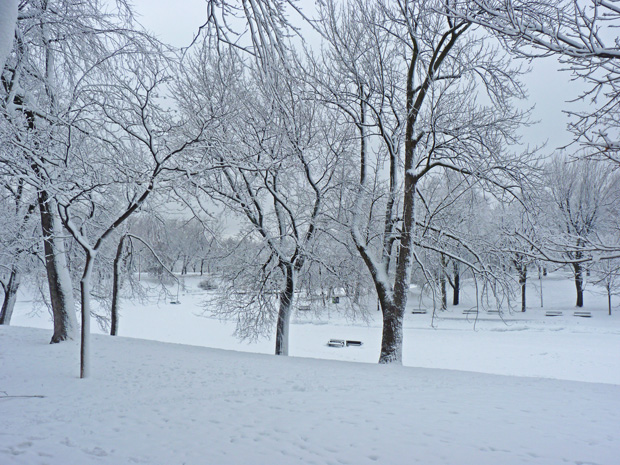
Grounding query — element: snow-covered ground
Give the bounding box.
[2,272,619,464]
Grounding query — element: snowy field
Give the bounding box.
[1,272,620,464]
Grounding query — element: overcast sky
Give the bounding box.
[131,0,584,154]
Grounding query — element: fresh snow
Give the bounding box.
[1,272,620,464]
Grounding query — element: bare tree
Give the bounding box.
[174,40,348,354]
[445,0,620,158]
[1,0,147,343]
[544,155,620,307]
[0,179,38,325]
[110,231,179,336]
[311,0,532,363]
[591,250,620,315]
[55,48,208,377]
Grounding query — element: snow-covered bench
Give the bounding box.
[574,311,592,318]
[327,339,363,347]
[545,311,563,317]
[345,340,363,347]
[328,339,345,347]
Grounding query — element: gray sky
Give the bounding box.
[131,0,583,154]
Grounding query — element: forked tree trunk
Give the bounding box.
[0,268,21,325]
[275,264,295,356]
[39,191,78,343]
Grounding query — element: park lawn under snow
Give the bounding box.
[1,272,620,464]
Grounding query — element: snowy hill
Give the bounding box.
[1,325,619,465]
[3,273,620,463]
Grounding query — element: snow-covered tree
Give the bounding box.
[173,40,352,354]
[0,179,39,325]
[311,0,533,363]
[545,155,620,307]
[56,48,210,377]
[445,0,620,160]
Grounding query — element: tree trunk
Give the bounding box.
[452,261,460,306]
[439,255,447,310]
[378,299,403,364]
[519,264,527,312]
[440,273,447,310]
[275,264,295,356]
[0,268,21,325]
[376,48,419,365]
[80,251,95,379]
[607,283,612,316]
[572,262,584,307]
[39,191,78,343]
[111,236,126,336]
[539,266,544,308]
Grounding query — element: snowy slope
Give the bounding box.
[1,326,619,465]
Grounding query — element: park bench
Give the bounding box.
[545,311,563,317]
[574,311,592,318]
[327,339,363,347]
[328,339,345,347]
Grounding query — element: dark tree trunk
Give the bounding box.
[607,284,612,316]
[379,299,403,364]
[440,273,447,310]
[572,262,584,308]
[439,254,447,310]
[275,264,295,356]
[111,236,126,336]
[452,261,460,306]
[519,265,527,312]
[0,268,21,325]
[38,191,77,343]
